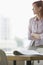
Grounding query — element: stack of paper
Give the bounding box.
[13,48,40,56]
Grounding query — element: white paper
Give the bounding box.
[14,48,40,55]
[3,47,43,56]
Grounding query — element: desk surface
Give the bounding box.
[7,55,43,61]
[5,49,43,61]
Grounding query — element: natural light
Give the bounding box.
[0,0,37,49]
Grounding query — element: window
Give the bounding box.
[0,0,36,48]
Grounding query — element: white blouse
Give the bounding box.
[28,17,43,46]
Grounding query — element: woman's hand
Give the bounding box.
[31,33,40,39]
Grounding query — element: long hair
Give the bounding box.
[33,1,43,16]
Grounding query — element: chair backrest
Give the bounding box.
[0,49,8,65]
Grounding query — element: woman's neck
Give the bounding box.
[36,14,43,20]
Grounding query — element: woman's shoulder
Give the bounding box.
[30,16,36,21]
[29,16,36,25]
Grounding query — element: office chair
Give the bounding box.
[0,49,8,65]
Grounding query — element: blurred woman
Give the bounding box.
[14,1,43,65]
[28,1,43,65]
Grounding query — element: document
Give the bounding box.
[13,48,40,56]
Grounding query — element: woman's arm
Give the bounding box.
[28,19,32,40]
[40,33,43,39]
[28,18,41,40]
[31,33,40,40]
[28,19,35,40]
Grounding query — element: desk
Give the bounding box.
[7,55,43,65]
[7,55,43,61]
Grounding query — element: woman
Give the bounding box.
[14,1,43,65]
[28,0,43,49]
[27,1,43,65]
